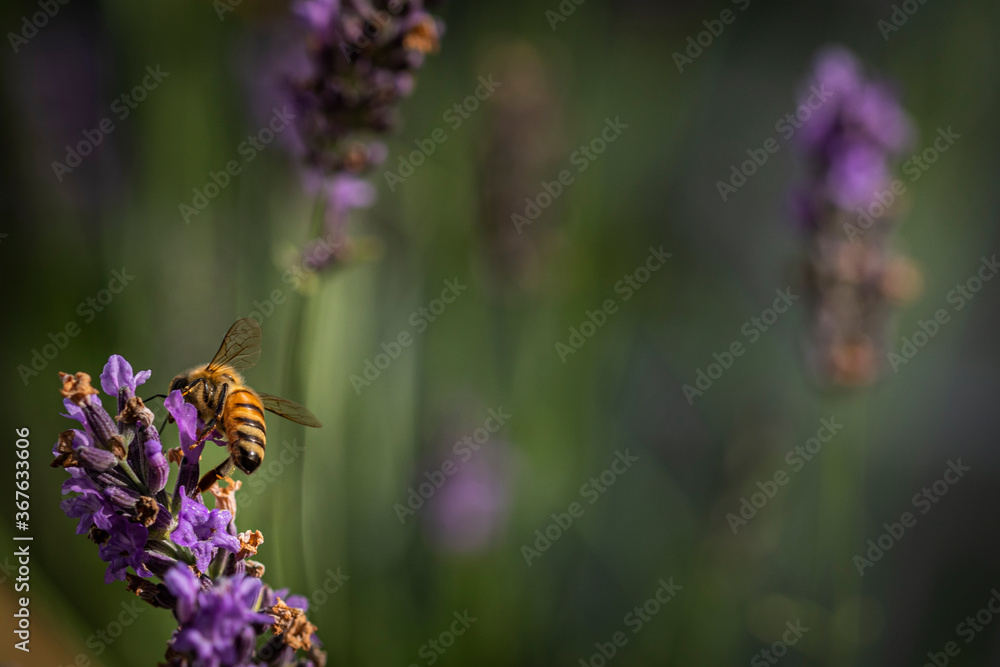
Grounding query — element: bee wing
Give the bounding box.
[257,392,323,428]
[206,318,262,371]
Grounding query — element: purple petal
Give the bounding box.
[100,354,151,396]
[165,390,202,461]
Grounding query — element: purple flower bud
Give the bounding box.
[104,485,141,510]
[148,504,175,533]
[76,444,119,472]
[79,398,121,450]
[142,424,169,493]
[145,548,180,578]
[174,459,200,505]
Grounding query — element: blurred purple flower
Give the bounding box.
[293,0,339,30]
[789,47,922,387]
[794,46,913,214]
[825,140,889,209]
[425,441,514,553]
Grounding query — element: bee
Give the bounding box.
[166,318,322,493]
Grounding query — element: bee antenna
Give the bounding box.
[143,394,168,402]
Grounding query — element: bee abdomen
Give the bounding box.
[225,389,267,448]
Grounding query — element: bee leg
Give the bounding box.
[190,383,229,450]
[197,457,236,493]
[180,377,207,399]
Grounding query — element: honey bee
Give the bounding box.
[166,318,321,493]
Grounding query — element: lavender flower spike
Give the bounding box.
[53,355,325,665]
[790,46,922,386]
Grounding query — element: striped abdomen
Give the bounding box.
[224,387,266,474]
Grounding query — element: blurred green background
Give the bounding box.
[2,0,1000,665]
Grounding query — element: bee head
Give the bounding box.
[232,447,262,475]
[168,375,190,394]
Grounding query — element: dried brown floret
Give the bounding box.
[403,15,440,53]
[50,430,79,468]
[107,434,127,460]
[59,371,99,404]
[88,526,110,545]
[136,496,160,527]
[237,530,264,560]
[126,572,174,609]
[208,478,241,517]
[269,599,318,651]
[118,395,155,427]
[243,559,266,578]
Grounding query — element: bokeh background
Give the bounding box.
[2,0,1000,665]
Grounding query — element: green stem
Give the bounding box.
[118,460,150,495]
